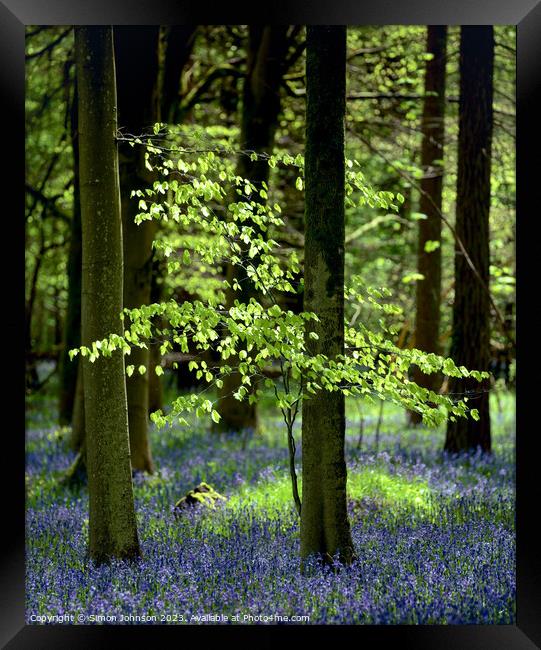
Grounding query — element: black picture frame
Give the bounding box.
[8,1,540,647]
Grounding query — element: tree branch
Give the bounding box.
[25,183,71,224]
[178,61,245,116]
[283,37,306,72]
[347,44,388,59]
[26,28,72,60]
[348,125,515,351]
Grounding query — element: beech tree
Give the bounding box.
[75,25,140,562]
[147,27,197,418]
[114,26,161,474]
[445,26,494,453]
[70,26,490,567]
[66,27,198,469]
[409,25,447,425]
[300,25,355,565]
[58,77,82,426]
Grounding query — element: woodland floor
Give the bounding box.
[25,384,515,625]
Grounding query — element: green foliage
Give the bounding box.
[26,26,515,397]
[25,27,75,357]
[71,127,488,433]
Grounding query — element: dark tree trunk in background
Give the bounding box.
[445,26,493,453]
[300,26,354,566]
[70,361,85,451]
[25,243,42,389]
[147,28,197,410]
[160,26,197,123]
[114,27,197,463]
[216,25,289,433]
[409,26,447,425]
[59,77,82,425]
[114,27,161,473]
[75,26,140,563]
[148,258,165,417]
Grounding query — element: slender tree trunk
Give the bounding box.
[215,25,289,433]
[148,258,165,416]
[25,241,43,389]
[53,285,63,348]
[145,28,198,409]
[70,361,85,451]
[300,26,354,566]
[409,26,447,425]
[121,188,156,473]
[160,26,197,124]
[148,345,163,415]
[445,27,493,453]
[75,25,140,563]
[114,27,162,473]
[59,77,82,425]
[69,24,189,452]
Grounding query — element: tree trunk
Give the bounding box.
[114,27,161,473]
[300,26,354,566]
[148,257,166,416]
[59,76,82,425]
[445,26,493,453]
[160,26,197,124]
[145,28,198,410]
[121,187,156,473]
[75,25,140,563]
[25,241,43,390]
[70,360,85,451]
[409,26,447,425]
[215,25,289,433]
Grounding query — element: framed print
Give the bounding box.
[9,0,541,650]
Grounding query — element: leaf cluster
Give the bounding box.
[71,127,488,430]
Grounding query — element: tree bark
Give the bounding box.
[70,360,85,451]
[75,26,140,563]
[300,26,354,566]
[59,76,82,425]
[160,26,197,123]
[25,239,43,389]
[409,26,447,425]
[148,258,165,416]
[120,171,156,473]
[146,28,198,408]
[215,25,289,433]
[114,27,161,473]
[445,26,493,453]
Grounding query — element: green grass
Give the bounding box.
[226,468,430,516]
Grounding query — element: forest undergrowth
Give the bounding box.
[26,382,515,625]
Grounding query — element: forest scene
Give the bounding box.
[25,24,516,625]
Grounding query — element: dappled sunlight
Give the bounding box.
[25,22,515,626]
[347,468,432,512]
[26,390,516,624]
